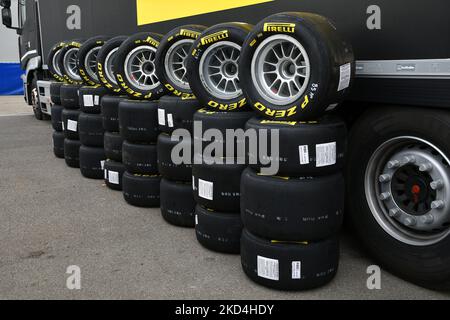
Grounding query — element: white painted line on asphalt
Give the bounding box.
[0,113,33,117]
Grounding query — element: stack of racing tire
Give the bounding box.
[185,23,255,253]
[50,82,65,159]
[237,13,354,290]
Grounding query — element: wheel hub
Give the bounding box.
[124,45,159,91]
[164,39,193,90]
[104,47,119,85]
[63,48,81,81]
[84,47,101,82]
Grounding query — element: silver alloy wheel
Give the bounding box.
[199,41,242,100]
[104,47,118,85]
[164,39,193,90]
[63,48,82,81]
[365,136,450,246]
[53,49,63,76]
[84,46,101,82]
[124,46,159,91]
[251,34,310,105]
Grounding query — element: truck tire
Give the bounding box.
[347,106,450,291]
[101,95,125,132]
[241,229,339,291]
[157,133,193,182]
[78,36,110,86]
[192,158,246,212]
[239,12,354,121]
[57,40,84,85]
[245,115,347,176]
[157,96,201,134]
[97,36,128,94]
[122,172,161,208]
[155,25,207,98]
[241,168,344,241]
[122,141,158,175]
[79,146,106,179]
[195,205,242,254]
[119,100,159,143]
[115,32,165,100]
[60,84,82,109]
[47,42,66,83]
[79,85,110,114]
[104,132,123,162]
[186,22,253,111]
[62,109,81,140]
[50,82,64,105]
[64,139,81,168]
[53,131,65,158]
[104,160,125,191]
[160,179,196,228]
[78,113,105,147]
[51,105,64,132]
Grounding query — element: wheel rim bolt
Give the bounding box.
[379,192,391,201]
[420,214,434,224]
[430,180,444,190]
[419,162,433,172]
[402,156,416,165]
[389,208,400,217]
[431,200,445,210]
[379,174,392,183]
[404,217,416,226]
[387,160,400,169]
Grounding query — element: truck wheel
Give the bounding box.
[347,106,450,290]
[239,12,354,120]
[97,36,128,94]
[115,32,165,100]
[78,36,110,86]
[155,25,207,98]
[186,22,253,111]
[47,42,66,83]
[31,76,43,120]
[58,40,84,85]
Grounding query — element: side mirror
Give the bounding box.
[0,0,11,8]
[1,7,12,28]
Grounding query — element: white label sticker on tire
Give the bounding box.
[158,108,166,126]
[62,121,65,131]
[292,261,302,279]
[337,63,351,91]
[316,142,336,167]
[104,168,108,180]
[198,179,213,201]
[299,145,310,165]
[257,256,279,281]
[67,120,77,132]
[192,176,196,190]
[83,94,94,107]
[167,114,174,128]
[108,171,119,185]
[100,160,105,170]
[195,215,198,225]
[94,95,100,106]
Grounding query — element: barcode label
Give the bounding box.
[167,114,174,128]
[299,145,310,165]
[292,261,302,279]
[337,63,351,91]
[316,142,337,167]
[83,94,94,107]
[108,171,119,185]
[257,256,279,281]
[67,120,77,132]
[158,108,166,126]
[198,179,213,201]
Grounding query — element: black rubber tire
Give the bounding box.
[245,115,347,176]
[187,22,253,111]
[101,95,126,132]
[57,40,84,85]
[47,41,66,82]
[52,131,65,158]
[346,106,450,291]
[192,158,246,212]
[64,139,81,168]
[79,85,110,114]
[119,100,159,143]
[122,172,161,208]
[104,160,125,191]
[157,96,201,134]
[62,109,81,140]
[239,12,354,121]
[157,133,193,182]
[115,32,165,99]
[51,104,64,132]
[193,108,254,157]
[195,205,242,254]
[79,145,106,179]
[155,25,207,98]
[241,168,344,242]
[77,36,109,86]
[78,113,105,147]
[160,179,196,228]
[60,84,82,109]
[50,82,64,105]
[241,229,339,291]
[122,141,158,175]
[104,132,123,162]
[96,36,128,94]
